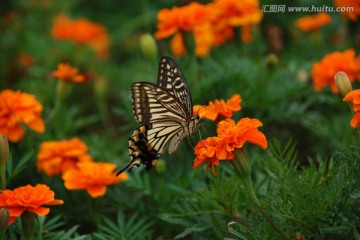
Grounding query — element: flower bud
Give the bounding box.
[139,33,158,60]
[94,76,108,100]
[0,208,9,230]
[231,149,259,205]
[0,135,9,164]
[265,53,279,69]
[335,71,352,97]
[155,159,166,173]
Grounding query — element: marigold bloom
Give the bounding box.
[334,0,360,21]
[52,63,85,83]
[51,14,109,59]
[349,112,360,128]
[37,138,93,177]
[343,89,360,127]
[0,184,63,225]
[0,90,45,143]
[154,2,214,57]
[170,32,187,57]
[211,0,263,44]
[343,89,360,111]
[62,162,127,198]
[194,94,242,121]
[311,49,360,93]
[295,13,331,32]
[193,118,267,175]
[213,0,263,27]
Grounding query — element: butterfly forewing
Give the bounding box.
[157,57,193,116]
[131,82,190,124]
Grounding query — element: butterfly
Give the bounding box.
[116,56,200,175]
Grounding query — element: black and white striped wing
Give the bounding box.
[116,125,160,176]
[131,82,189,153]
[157,56,193,116]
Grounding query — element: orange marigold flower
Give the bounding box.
[170,32,187,57]
[211,0,262,44]
[193,118,267,175]
[154,2,214,57]
[62,162,127,198]
[343,89,360,127]
[51,14,109,59]
[193,23,214,57]
[37,138,93,177]
[334,0,360,22]
[0,184,63,225]
[213,0,263,27]
[343,89,360,111]
[311,49,360,93]
[194,94,242,121]
[349,112,360,128]
[52,63,85,83]
[295,13,331,32]
[0,90,45,143]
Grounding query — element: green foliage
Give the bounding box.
[93,210,153,240]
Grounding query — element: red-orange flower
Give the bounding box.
[343,89,360,127]
[193,118,267,175]
[334,0,360,22]
[343,89,360,111]
[170,32,187,57]
[37,138,93,177]
[155,2,214,57]
[0,184,63,225]
[211,0,263,44]
[51,14,109,59]
[193,94,242,121]
[154,0,262,56]
[0,90,45,143]
[295,13,331,32]
[311,49,360,93]
[213,0,262,27]
[52,63,85,83]
[62,162,127,198]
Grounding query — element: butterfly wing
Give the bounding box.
[157,56,193,116]
[116,125,160,176]
[131,82,190,153]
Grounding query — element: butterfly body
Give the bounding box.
[116,57,199,175]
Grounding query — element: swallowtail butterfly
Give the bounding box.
[116,57,199,175]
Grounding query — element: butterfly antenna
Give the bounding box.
[197,122,210,139]
[186,134,197,151]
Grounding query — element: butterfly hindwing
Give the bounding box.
[116,125,160,176]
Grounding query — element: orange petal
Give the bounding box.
[29,207,50,216]
[87,185,107,198]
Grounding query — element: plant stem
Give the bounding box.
[0,163,5,190]
[231,149,286,238]
[256,205,287,239]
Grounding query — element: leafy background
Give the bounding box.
[1,0,360,239]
